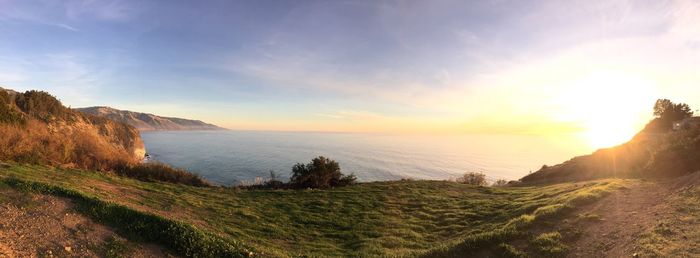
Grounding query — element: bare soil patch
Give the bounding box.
[564,181,672,257]
[0,188,171,257]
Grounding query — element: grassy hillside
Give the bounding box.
[521,126,700,184]
[521,100,700,185]
[0,163,627,257]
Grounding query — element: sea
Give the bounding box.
[140,130,593,185]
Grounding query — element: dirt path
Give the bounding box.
[0,188,171,258]
[567,181,673,257]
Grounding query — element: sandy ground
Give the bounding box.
[0,188,171,258]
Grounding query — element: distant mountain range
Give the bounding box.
[77,106,225,131]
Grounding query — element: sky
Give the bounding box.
[0,0,699,145]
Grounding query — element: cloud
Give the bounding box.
[53,23,79,32]
[314,110,386,120]
[0,71,25,83]
[0,0,698,134]
[0,0,140,27]
[216,0,700,133]
[0,52,112,106]
[0,55,28,83]
[64,0,140,22]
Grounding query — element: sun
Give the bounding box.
[553,70,657,149]
[583,116,639,148]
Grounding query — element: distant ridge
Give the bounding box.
[77,106,226,131]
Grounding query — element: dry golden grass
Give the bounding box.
[0,113,142,171]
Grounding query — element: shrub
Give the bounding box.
[492,179,509,187]
[265,170,285,188]
[114,162,210,187]
[14,90,71,122]
[0,91,24,124]
[289,156,356,189]
[457,172,487,186]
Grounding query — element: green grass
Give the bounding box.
[421,180,625,257]
[100,237,132,258]
[0,164,628,257]
[530,232,567,256]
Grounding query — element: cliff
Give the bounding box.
[76,106,225,131]
[0,87,145,170]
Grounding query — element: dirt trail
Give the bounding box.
[0,188,170,258]
[567,181,673,257]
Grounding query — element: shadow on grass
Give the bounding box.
[3,177,253,258]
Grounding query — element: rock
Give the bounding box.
[64,246,71,252]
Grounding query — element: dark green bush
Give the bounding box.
[114,162,210,187]
[15,90,71,122]
[290,156,356,189]
[0,90,24,124]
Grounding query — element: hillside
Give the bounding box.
[2,90,698,257]
[520,100,700,185]
[77,106,225,131]
[0,87,145,170]
[519,126,700,184]
[0,164,629,257]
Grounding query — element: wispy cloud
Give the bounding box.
[314,110,386,120]
[64,0,140,22]
[0,0,698,133]
[0,0,140,27]
[0,71,25,83]
[53,23,79,32]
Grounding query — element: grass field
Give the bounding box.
[0,164,628,257]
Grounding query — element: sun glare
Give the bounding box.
[554,70,657,148]
[584,117,639,149]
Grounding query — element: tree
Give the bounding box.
[646,99,694,132]
[456,172,487,186]
[654,99,693,121]
[290,156,356,188]
[15,90,70,122]
[0,90,25,124]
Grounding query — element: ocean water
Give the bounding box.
[140,131,592,185]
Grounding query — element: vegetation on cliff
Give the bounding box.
[0,88,145,170]
[520,99,700,184]
[0,87,214,187]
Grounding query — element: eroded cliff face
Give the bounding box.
[72,114,147,161]
[0,87,145,170]
[77,106,225,131]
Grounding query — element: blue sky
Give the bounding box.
[0,0,698,136]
